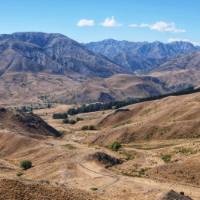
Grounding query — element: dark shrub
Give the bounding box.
[90,187,98,191]
[81,125,88,130]
[81,125,96,130]
[109,141,122,151]
[68,119,76,124]
[53,112,68,119]
[20,160,32,170]
[63,118,69,124]
[76,117,83,121]
[90,152,123,167]
[161,154,172,163]
[63,119,76,124]
[16,172,23,177]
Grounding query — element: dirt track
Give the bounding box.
[47,136,200,200]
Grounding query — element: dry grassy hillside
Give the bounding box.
[0,108,61,138]
[0,73,169,106]
[70,93,200,193]
[75,74,169,103]
[89,92,200,145]
[0,72,80,106]
[150,51,200,90]
[0,108,99,200]
[151,69,200,90]
[0,179,96,200]
[34,101,200,199]
[0,102,199,199]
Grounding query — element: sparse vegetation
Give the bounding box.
[53,112,68,119]
[129,143,176,150]
[138,168,147,177]
[81,125,96,130]
[62,144,76,150]
[119,151,135,160]
[67,102,133,116]
[161,154,172,163]
[20,160,32,170]
[90,187,98,191]
[76,117,84,121]
[17,102,53,113]
[89,152,123,167]
[16,172,23,177]
[63,118,77,124]
[109,141,122,151]
[62,118,69,124]
[68,119,76,124]
[175,147,197,155]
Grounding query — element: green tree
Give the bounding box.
[20,160,32,170]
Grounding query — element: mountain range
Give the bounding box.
[0,32,125,78]
[0,32,200,106]
[85,39,200,73]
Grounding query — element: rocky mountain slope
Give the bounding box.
[0,32,200,106]
[85,39,200,73]
[0,32,125,78]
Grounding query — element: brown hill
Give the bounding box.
[0,73,169,106]
[0,72,80,106]
[70,74,169,103]
[0,108,61,139]
[155,51,200,72]
[89,92,200,145]
[151,52,200,90]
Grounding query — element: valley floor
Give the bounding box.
[0,103,200,199]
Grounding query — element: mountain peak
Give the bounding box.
[0,32,124,77]
[85,39,199,73]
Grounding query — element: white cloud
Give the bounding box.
[168,38,200,46]
[77,19,95,27]
[101,16,122,27]
[129,21,186,33]
[150,21,185,33]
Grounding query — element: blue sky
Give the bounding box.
[0,0,199,43]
